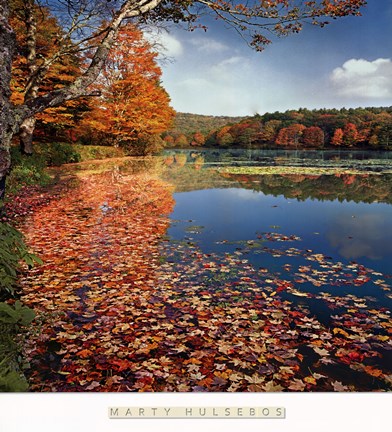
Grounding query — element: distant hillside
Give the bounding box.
[164,106,392,150]
[170,112,245,138]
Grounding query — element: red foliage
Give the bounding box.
[275,124,306,147]
[302,126,325,148]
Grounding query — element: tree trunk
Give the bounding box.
[0,110,14,202]
[19,116,36,155]
[0,0,16,199]
[18,0,38,155]
[0,154,8,202]
[0,102,15,201]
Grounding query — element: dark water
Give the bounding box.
[161,149,392,311]
[170,188,391,265]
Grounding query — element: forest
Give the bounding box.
[164,107,392,150]
[3,0,390,161]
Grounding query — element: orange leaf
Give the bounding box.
[77,349,93,358]
[333,328,350,338]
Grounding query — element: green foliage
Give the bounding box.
[8,142,81,194]
[0,366,29,392]
[11,142,81,168]
[0,222,42,298]
[36,142,81,166]
[0,222,39,392]
[8,147,50,193]
[74,144,126,161]
[8,164,51,192]
[0,301,36,325]
[0,301,35,392]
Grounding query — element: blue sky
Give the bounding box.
[149,0,392,116]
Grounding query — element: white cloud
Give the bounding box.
[189,37,229,54]
[166,55,263,115]
[210,56,250,82]
[228,189,263,201]
[144,30,183,59]
[213,56,244,68]
[330,58,392,98]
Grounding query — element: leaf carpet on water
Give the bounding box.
[18,170,392,392]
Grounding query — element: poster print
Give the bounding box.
[0,1,391,430]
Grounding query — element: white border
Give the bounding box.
[0,393,390,432]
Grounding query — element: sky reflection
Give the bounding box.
[326,212,392,261]
[169,187,392,273]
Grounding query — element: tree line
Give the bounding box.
[164,107,392,150]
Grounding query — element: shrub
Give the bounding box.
[8,142,81,194]
[36,142,81,166]
[125,135,165,156]
[8,147,51,195]
[0,223,40,391]
[0,222,42,298]
[0,301,35,392]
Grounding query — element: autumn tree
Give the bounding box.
[216,126,234,147]
[302,126,324,148]
[9,0,89,152]
[356,126,371,146]
[259,120,282,143]
[377,123,392,149]
[231,122,260,147]
[163,134,175,147]
[369,112,392,149]
[0,0,366,197]
[10,1,85,145]
[190,131,205,146]
[275,123,306,147]
[343,122,358,147]
[175,134,188,147]
[77,24,174,153]
[331,128,344,146]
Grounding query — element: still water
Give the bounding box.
[27,149,391,391]
[161,149,392,311]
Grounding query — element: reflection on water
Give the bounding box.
[55,151,392,270]
[168,188,392,271]
[56,151,392,282]
[160,149,392,306]
[158,148,392,389]
[48,150,392,390]
[162,148,392,171]
[327,212,392,260]
[160,149,392,203]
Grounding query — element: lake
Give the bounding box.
[160,149,392,284]
[156,149,392,390]
[19,148,392,392]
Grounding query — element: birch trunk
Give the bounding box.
[0,0,16,198]
[18,0,38,155]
